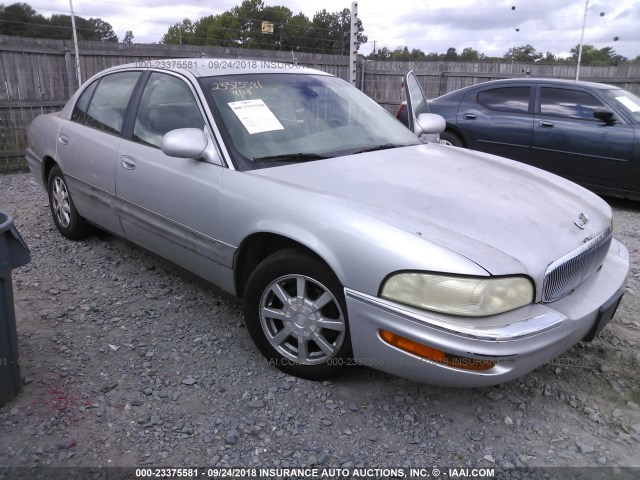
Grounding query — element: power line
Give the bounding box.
[0,18,360,56]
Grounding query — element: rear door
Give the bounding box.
[456,84,534,162]
[56,71,142,236]
[530,85,634,193]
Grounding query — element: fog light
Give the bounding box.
[379,330,495,371]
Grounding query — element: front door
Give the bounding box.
[530,85,634,194]
[115,71,227,285]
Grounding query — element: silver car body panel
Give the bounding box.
[25,59,630,387]
[248,144,612,299]
[347,238,629,387]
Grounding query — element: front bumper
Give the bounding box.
[346,238,629,387]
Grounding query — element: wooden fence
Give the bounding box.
[2,34,639,172]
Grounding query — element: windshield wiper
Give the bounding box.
[350,143,415,154]
[252,153,330,163]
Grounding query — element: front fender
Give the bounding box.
[220,169,488,297]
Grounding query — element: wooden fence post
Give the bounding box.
[64,48,75,98]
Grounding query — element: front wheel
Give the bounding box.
[243,249,352,380]
[47,165,93,239]
[439,130,465,148]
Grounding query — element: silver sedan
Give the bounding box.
[26,60,630,387]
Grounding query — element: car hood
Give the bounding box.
[249,144,612,279]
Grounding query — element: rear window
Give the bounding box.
[476,87,531,113]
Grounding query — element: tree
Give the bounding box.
[459,47,481,61]
[321,7,367,54]
[230,0,265,48]
[159,2,367,54]
[410,48,426,61]
[541,51,556,63]
[86,18,118,42]
[203,13,241,47]
[503,44,542,63]
[280,12,310,51]
[161,19,195,44]
[123,30,134,44]
[390,46,411,61]
[570,44,627,65]
[373,46,392,60]
[0,2,47,36]
[443,47,458,61]
[0,3,117,41]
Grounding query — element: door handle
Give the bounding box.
[463,113,477,120]
[120,155,136,170]
[58,133,69,145]
[539,120,555,128]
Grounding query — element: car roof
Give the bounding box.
[470,77,618,90]
[431,77,620,102]
[102,57,331,78]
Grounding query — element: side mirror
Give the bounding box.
[161,128,223,165]
[593,110,615,124]
[162,128,208,158]
[416,113,446,135]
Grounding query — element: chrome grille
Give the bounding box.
[542,228,612,303]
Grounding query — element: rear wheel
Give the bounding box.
[439,130,464,147]
[47,165,93,239]
[243,249,352,380]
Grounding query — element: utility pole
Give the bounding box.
[349,2,358,86]
[69,0,82,87]
[576,0,589,81]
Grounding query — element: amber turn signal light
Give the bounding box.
[379,330,495,372]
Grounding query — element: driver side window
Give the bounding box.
[133,73,205,148]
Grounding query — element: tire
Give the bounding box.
[439,130,465,148]
[47,165,93,240]
[243,249,352,380]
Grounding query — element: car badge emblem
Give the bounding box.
[574,213,589,230]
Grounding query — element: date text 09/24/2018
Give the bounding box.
[133,60,305,70]
[134,467,497,478]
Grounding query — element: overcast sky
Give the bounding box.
[24,0,640,59]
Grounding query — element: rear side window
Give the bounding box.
[71,80,98,124]
[476,87,531,113]
[540,87,606,120]
[84,72,141,134]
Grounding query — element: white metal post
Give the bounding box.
[576,0,589,81]
[69,0,82,87]
[349,2,358,86]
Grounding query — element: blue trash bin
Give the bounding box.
[0,211,31,407]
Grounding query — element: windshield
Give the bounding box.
[199,73,420,170]
[602,89,640,123]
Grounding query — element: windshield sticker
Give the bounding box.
[616,96,640,112]
[211,81,263,91]
[228,99,284,134]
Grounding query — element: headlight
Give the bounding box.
[380,273,534,317]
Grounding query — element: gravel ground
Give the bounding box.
[1,172,639,476]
